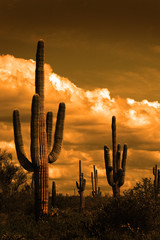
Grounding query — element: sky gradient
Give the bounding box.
[0,0,160,195]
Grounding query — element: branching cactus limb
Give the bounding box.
[76,160,86,211]
[153,164,160,200]
[104,116,127,198]
[13,110,34,172]
[13,40,65,219]
[48,103,65,163]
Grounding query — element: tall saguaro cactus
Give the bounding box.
[153,164,160,200]
[13,40,65,219]
[104,116,127,198]
[76,160,86,211]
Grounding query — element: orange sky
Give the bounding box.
[0,54,160,195]
[1,0,160,195]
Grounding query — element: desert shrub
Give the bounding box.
[49,194,80,210]
[88,178,160,239]
[0,149,33,214]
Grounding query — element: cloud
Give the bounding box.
[0,54,159,195]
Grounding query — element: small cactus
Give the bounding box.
[153,164,160,200]
[98,186,101,197]
[104,116,127,198]
[91,165,101,197]
[76,160,86,211]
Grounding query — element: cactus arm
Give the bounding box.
[122,144,127,170]
[91,172,94,192]
[104,145,111,168]
[116,144,121,171]
[118,144,127,187]
[31,94,40,167]
[112,116,117,178]
[104,145,113,186]
[153,164,157,175]
[79,160,82,185]
[96,169,98,192]
[13,110,34,172]
[46,112,53,153]
[153,167,155,175]
[82,178,86,191]
[76,181,80,189]
[48,103,65,163]
[94,169,98,194]
[118,169,124,187]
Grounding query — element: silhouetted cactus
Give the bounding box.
[91,165,101,197]
[153,164,160,200]
[76,160,86,211]
[98,186,101,197]
[104,116,127,198]
[52,181,56,208]
[13,40,65,219]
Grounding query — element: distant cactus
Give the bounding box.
[104,116,127,198]
[153,164,160,200]
[13,40,65,219]
[52,181,56,208]
[91,165,101,197]
[76,160,86,211]
[98,186,101,197]
[91,172,94,196]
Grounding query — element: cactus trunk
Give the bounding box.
[113,183,120,198]
[35,40,48,217]
[80,190,85,210]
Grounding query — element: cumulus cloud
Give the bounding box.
[0,54,159,195]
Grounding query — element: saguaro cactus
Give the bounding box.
[104,116,127,198]
[91,165,101,197]
[76,160,86,211]
[153,164,160,200]
[52,181,56,208]
[13,40,65,219]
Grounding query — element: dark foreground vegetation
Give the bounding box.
[1,151,160,240]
